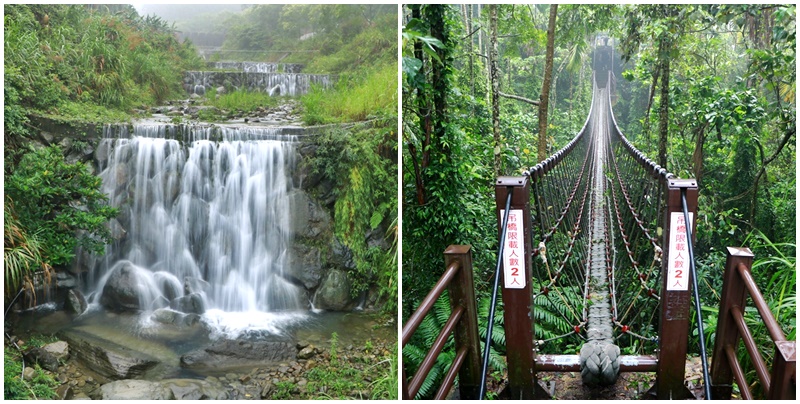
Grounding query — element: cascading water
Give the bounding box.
[89,124,308,338]
[183,71,333,96]
[209,62,305,74]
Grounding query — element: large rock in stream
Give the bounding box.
[100,378,229,400]
[314,268,352,311]
[180,339,295,370]
[59,327,175,380]
[101,380,173,400]
[100,261,157,312]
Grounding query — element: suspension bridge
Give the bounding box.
[402,43,796,400]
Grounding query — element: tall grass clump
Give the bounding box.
[209,89,281,113]
[301,62,397,125]
[3,4,204,126]
[4,201,47,303]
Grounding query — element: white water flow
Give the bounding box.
[184,71,332,96]
[210,62,304,73]
[92,125,307,337]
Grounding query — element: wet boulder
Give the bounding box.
[184,276,211,295]
[171,292,206,315]
[42,341,70,362]
[288,246,323,289]
[180,340,294,370]
[99,261,161,312]
[313,268,352,311]
[162,378,228,400]
[23,347,59,372]
[59,328,162,380]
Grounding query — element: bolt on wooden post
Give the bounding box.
[656,178,697,399]
[495,176,547,399]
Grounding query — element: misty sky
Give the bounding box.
[134,4,245,25]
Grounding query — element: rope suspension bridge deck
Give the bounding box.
[402,42,796,400]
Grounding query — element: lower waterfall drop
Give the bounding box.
[89,124,308,338]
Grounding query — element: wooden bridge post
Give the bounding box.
[443,245,482,399]
[768,340,796,400]
[655,178,697,399]
[495,176,546,399]
[709,247,754,399]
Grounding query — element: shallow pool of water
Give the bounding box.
[12,305,395,380]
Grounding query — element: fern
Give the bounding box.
[403,292,457,399]
[533,286,583,351]
[476,294,508,375]
[477,294,506,348]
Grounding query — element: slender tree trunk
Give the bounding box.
[658,53,669,169]
[467,4,474,97]
[538,4,558,161]
[642,63,661,141]
[410,5,429,204]
[490,5,501,176]
[429,5,449,156]
[691,122,707,185]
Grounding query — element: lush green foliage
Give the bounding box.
[308,123,398,313]
[615,7,795,378]
[219,4,396,74]
[403,292,507,399]
[208,89,282,113]
[403,4,794,397]
[3,3,204,133]
[299,333,398,400]
[4,336,60,400]
[302,62,398,125]
[4,203,48,301]
[4,146,118,269]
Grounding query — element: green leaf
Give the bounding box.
[370,211,384,230]
[402,57,422,78]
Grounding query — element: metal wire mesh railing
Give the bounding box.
[523,79,596,351]
[604,86,672,352]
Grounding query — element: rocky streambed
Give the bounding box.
[8,307,396,400]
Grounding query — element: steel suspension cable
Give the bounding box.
[479,188,513,400]
[682,189,711,400]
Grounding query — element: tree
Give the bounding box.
[489,5,501,176]
[537,5,558,160]
[620,5,692,169]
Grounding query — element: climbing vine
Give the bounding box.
[308,122,398,313]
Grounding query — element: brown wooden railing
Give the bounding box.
[710,247,796,399]
[401,245,482,400]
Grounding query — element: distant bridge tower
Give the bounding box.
[594,35,612,89]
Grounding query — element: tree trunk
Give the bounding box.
[467,4,474,97]
[658,51,669,170]
[429,5,449,155]
[538,4,558,161]
[642,63,661,141]
[691,122,707,186]
[490,5,502,176]
[410,5,428,204]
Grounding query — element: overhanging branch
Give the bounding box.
[499,91,540,106]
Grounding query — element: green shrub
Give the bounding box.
[307,124,398,313]
[3,4,204,123]
[4,347,58,400]
[4,146,118,267]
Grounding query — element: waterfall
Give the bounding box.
[209,62,304,74]
[90,124,307,336]
[184,71,333,96]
